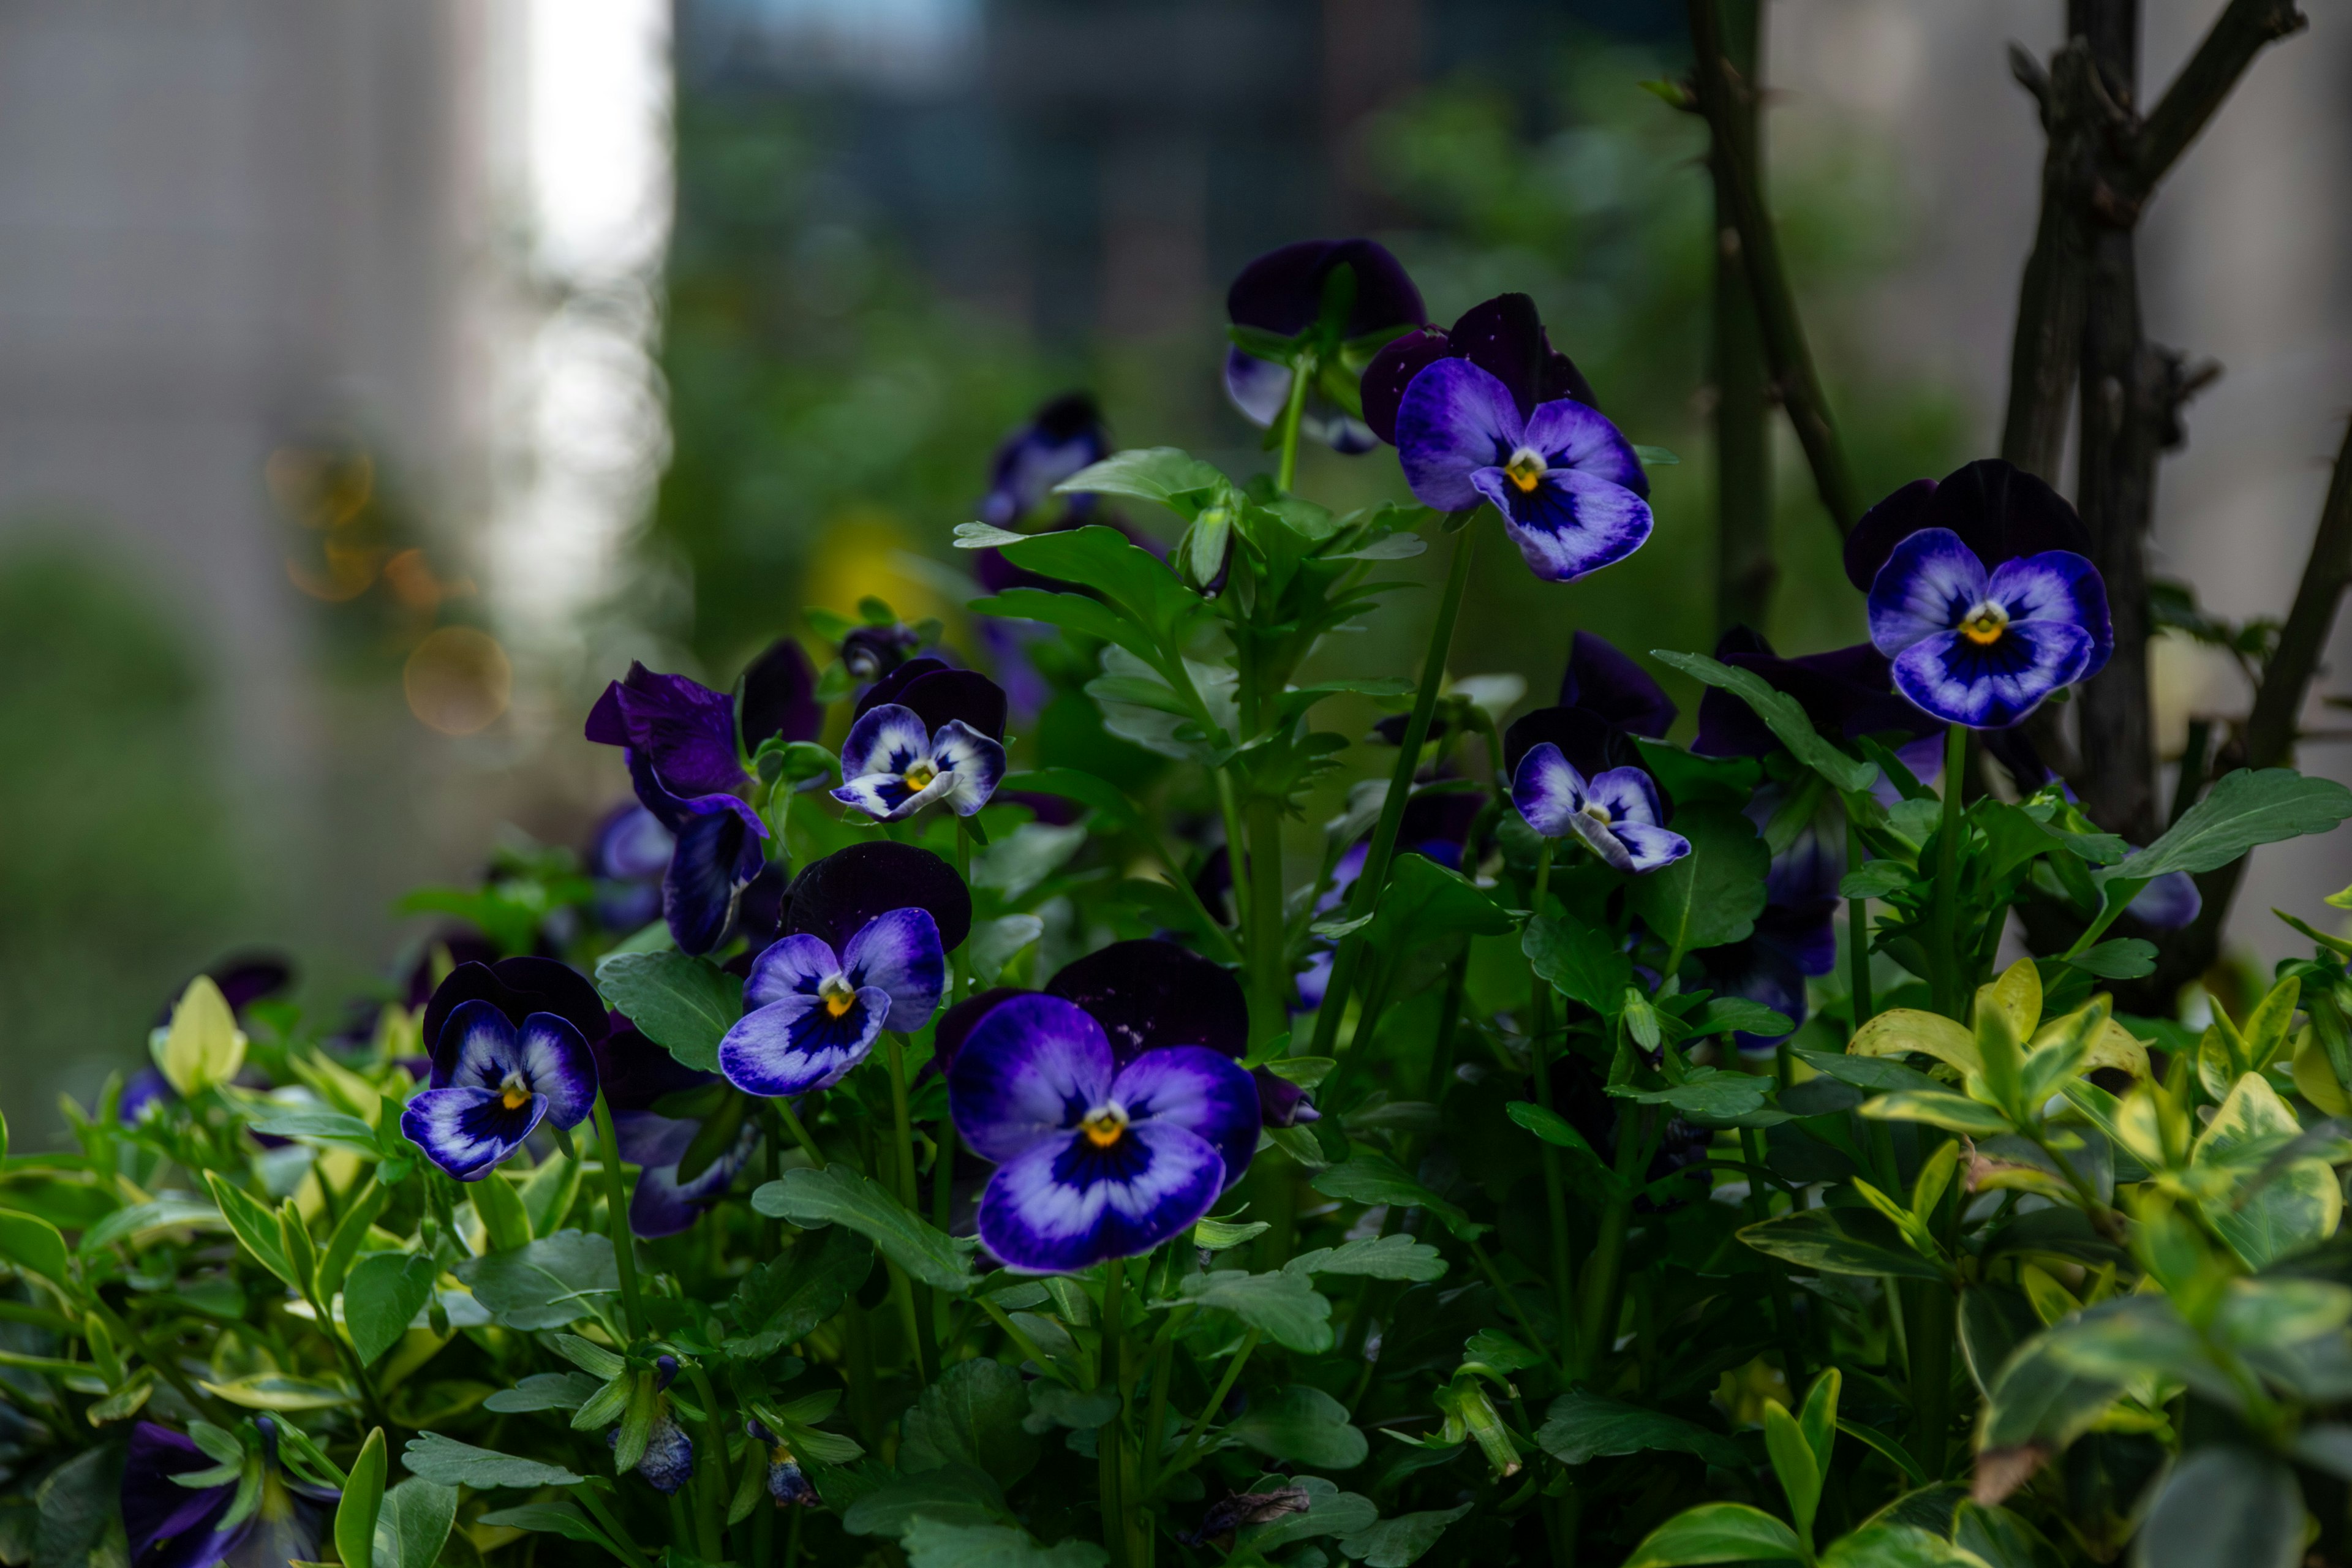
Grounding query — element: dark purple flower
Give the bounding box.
[1693,627,1943,763]
[1557,632,1676,739]
[746,1420,822,1508]
[1254,1069,1321,1128]
[1868,529,2109,729]
[1396,359,1651,581]
[124,1420,336,1568]
[978,393,1112,529]
[783,842,973,956]
[1044,940,1250,1065]
[1362,293,1599,447]
[589,804,674,933]
[1699,790,1844,1055]
[949,995,1260,1271]
[402,1000,598,1180]
[1224,239,1425,456]
[853,658,1009,744]
[718,911,946,1097]
[842,624,922,684]
[612,1415,694,1493]
[422,958,611,1068]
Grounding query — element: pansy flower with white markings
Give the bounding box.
[717,911,946,1097]
[948,992,1261,1272]
[832,660,1009,823]
[1395,356,1651,582]
[1512,745,1689,874]
[1362,292,1600,447]
[1866,526,2110,730]
[401,998,597,1181]
[584,639,821,953]
[1224,238,1425,456]
[123,1419,338,1568]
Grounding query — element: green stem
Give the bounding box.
[1308,513,1481,1059]
[1140,1321,1178,1494]
[1740,1126,1807,1390]
[1100,1261,1129,1568]
[1930,722,1969,1018]
[885,1036,920,1213]
[1158,1328,1261,1489]
[1463,1236,1563,1378]
[887,1259,931,1385]
[774,1097,826,1169]
[1577,1106,1653,1378]
[685,1363,735,1534]
[1844,806,1874,1031]
[573,1484,654,1568]
[590,1092,644,1339]
[1525,845,1578,1354]
[1275,352,1313,493]
[1906,1280,1956,1480]
[1244,795,1289,1049]
[1215,768,1251,952]
[785,1499,803,1568]
[981,1296,1073,1386]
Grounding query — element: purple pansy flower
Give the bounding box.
[718,911,947,1098]
[1295,792,1482,1014]
[1362,292,1599,447]
[1867,527,2111,730]
[1395,358,1651,582]
[1224,239,1425,456]
[833,710,1006,822]
[747,1420,821,1508]
[1700,791,1845,1055]
[594,1021,758,1237]
[588,803,675,933]
[401,999,598,1180]
[949,993,1260,1272]
[1512,745,1689,873]
[585,639,821,954]
[979,393,1112,529]
[124,1420,336,1568]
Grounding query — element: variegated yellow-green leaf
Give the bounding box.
[2294,1028,2351,1116]
[1980,959,2041,1049]
[2241,975,2303,1074]
[1849,1011,1980,1076]
[199,1373,356,1410]
[2194,1072,2342,1268]
[157,976,247,1097]
[1858,1090,2012,1137]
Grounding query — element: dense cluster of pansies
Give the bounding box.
[10,232,2352,1568]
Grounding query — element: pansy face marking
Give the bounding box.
[1395,358,1652,584]
[1866,526,2110,729]
[718,908,946,1098]
[831,703,1006,823]
[1511,742,1691,875]
[401,1000,598,1182]
[949,994,1260,1273]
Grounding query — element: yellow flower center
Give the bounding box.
[1079,1104,1129,1148]
[819,975,858,1019]
[499,1072,532,1111]
[903,760,938,791]
[1581,803,1613,827]
[1959,602,2009,646]
[1503,447,1548,493]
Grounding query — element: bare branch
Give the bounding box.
[2129,0,2307,202]
[2245,418,2352,770]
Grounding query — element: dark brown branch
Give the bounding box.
[2245,417,2352,770]
[1999,42,2108,483]
[1686,0,1860,534]
[1709,0,1777,632]
[2127,0,2307,204]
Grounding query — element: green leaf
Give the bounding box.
[1839,862,1913,899]
[593,952,744,1073]
[1522,916,1630,1014]
[343,1253,438,1365]
[31,1444,124,1568]
[1193,1216,1271,1251]
[1310,1153,1487,1240]
[1792,1049,1945,1096]
[840,1466,1011,1537]
[203,1172,296,1287]
[1505,1099,1610,1165]
[1819,1523,1993,1568]
[1629,804,1771,956]
[751,1166,976,1292]
[399,1433,581,1489]
[0,1208,72,1289]
[725,1225,874,1357]
[1055,448,1227,509]
[450,1230,619,1330]
[1022,1384,1121,1433]
[1335,1503,1472,1567]
[1612,1069,1780,1126]
[1172,1270,1335,1352]
[1238,1477,1380,1552]
[473,1170,533,1252]
[473,1504,612,1551]
[899,1359,1041,1489]
[1226,1384,1369,1471]
[1624,1503,1806,1567]
[2134,1447,2301,1568]
[373,1479,458,1568]
[482,1372,601,1413]
[1649,651,1878,793]
[1536,1391,1745,1468]
[1740,1208,1953,1282]
[200,1373,355,1410]
[1363,854,1513,957]
[994,526,1207,654]
[1858,1091,2015,1137]
[334,1429,386,1568]
[899,1519,1109,1568]
[2063,940,2157,979]
[1283,1235,1448,1283]
[2097,768,2352,888]
[1687,999,1796,1041]
[1762,1404,1820,1544]
[247,1108,385,1155]
[157,976,247,1096]
[972,588,1162,672]
[78,1195,228,1256]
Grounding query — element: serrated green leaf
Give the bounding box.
[449,1230,619,1330]
[1172,1270,1334,1352]
[1282,1235,1447,1283]
[343,1253,437,1364]
[750,1166,976,1293]
[593,952,744,1073]
[1649,651,1877,793]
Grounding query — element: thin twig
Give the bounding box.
[2128,0,2308,203]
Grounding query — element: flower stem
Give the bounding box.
[1929,723,1969,1019]
[590,1091,644,1338]
[1158,1327,1260,1489]
[1244,795,1289,1048]
[884,1034,937,1379]
[1308,512,1480,1060]
[1576,1105,1653,1379]
[1275,352,1313,493]
[573,1483,654,1568]
[1099,1260,1129,1568]
[951,820,973,1008]
[772,1098,825,1169]
[1844,805,1874,1031]
[1525,843,1578,1354]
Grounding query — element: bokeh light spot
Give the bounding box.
[404,627,513,735]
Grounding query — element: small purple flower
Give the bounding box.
[1362,292,1599,447]
[833,709,1005,822]
[949,994,1260,1272]
[1867,527,2111,729]
[1556,631,1677,739]
[746,1421,822,1507]
[1512,745,1689,874]
[588,804,675,933]
[1395,358,1651,582]
[124,1420,336,1568]
[613,1415,695,1494]
[718,911,946,1097]
[842,623,923,684]
[402,1001,598,1180]
[1223,239,1425,456]
[1254,1071,1321,1128]
[979,393,1112,529]
[1700,791,1844,1055]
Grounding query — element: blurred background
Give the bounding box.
[2,0,2346,1130]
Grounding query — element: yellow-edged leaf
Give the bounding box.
[1849,1011,1980,1076]
[157,976,246,1096]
